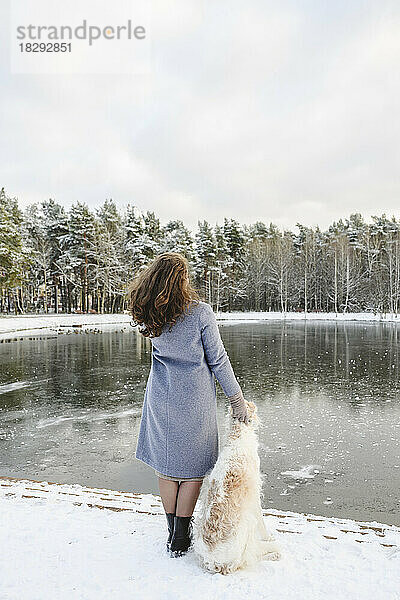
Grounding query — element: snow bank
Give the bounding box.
[0,313,133,342]
[0,477,399,600]
[216,310,400,323]
[1,310,400,342]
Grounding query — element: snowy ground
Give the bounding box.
[1,310,400,342]
[0,477,399,600]
[0,313,133,342]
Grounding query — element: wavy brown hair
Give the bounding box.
[127,252,201,337]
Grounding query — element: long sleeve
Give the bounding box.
[200,303,242,398]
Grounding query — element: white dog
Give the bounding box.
[192,400,282,574]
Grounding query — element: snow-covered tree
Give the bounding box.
[159,220,195,261]
[0,189,31,313]
[60,202,97,312]
[223,218,247,311]
[41,199,70,313]
[193,220,217,303]
[2,189,400,315]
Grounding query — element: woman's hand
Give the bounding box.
[228,390,249,424]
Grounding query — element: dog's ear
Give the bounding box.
[245,400,257,416]
[244,400,260,426]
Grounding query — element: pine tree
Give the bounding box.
[159,220,195,261]
[41,199,70,313]
[60,202,96,312]
[223,218,246,310]
[124,206,163,277]
[0,189,31,313]
[193,220,217,303]
[94,199,125,313]
[23,203,52,312]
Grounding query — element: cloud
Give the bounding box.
[1,0,400,232]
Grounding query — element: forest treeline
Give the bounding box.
[1,187,400,315]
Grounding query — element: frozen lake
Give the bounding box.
[1,320,399,525]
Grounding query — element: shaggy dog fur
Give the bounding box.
[192,400,282,574]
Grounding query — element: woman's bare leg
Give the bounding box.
[175,481,203,517]
[158,478,179,513]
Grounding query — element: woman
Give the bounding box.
[128,252,249,558]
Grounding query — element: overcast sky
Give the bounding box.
[1,0,400,232]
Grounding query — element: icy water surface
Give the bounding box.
[1,321,399,525]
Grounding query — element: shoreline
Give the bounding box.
[1,476,399,599]
[1,310,400,342]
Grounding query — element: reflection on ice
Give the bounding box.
[36,407,142,429]
[0,381,33,395]
[280,465,321,479]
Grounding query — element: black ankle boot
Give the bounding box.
[169,516,193,557]
[165,512,175,550]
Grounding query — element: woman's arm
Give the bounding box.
[200,303,249,423]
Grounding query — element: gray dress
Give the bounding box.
[135,300,242,479]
